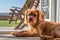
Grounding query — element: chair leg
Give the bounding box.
[9,14,13,24]
[14,21,24,30]
[14,10,24,30]
[19,23,26,29]
[15,17,18,24]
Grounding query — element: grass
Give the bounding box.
[0,20,20,27]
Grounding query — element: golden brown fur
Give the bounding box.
[11,9,60,40]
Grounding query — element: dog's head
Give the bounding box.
[24,9,45,26]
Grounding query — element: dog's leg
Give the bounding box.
[11,30,30,37]
[11,30,37,37]
[36,26,43,40]
[42,35,54,40]
[42,35,54,38]
[36,25,54,40]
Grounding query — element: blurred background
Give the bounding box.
[0,0,59,28]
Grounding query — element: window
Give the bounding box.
[40,0,51,21]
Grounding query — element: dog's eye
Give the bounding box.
[29,14,32,16]
[33,14,36,17]
[29,13,33,16]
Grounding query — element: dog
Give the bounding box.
[11,9,39,37]
[11,9,60,40]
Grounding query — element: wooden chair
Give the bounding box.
[9,8,17,24]
[9,8,21,24]
[9,0,40,30]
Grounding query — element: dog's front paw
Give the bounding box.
[11,32,17,36]
[11,32,19,37]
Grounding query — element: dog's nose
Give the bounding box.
[29,17,32,21]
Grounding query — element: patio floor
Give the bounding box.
[0,36,40,40]
[0,27,40,40]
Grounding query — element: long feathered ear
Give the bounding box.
[24,9,30,24]
[24,10,28,24]
[36,9,45,22]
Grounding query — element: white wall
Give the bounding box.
[51,0,57,22]
[56,0,60,22]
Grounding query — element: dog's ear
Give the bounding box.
[24,10,28,24]
[24,9,30,24]
[36,9,45,21]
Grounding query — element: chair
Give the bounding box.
[9,8,19,24]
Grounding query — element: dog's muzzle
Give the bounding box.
[29,16,32,21]
[29,17,32,21]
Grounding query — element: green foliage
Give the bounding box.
[0,20,20,27]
